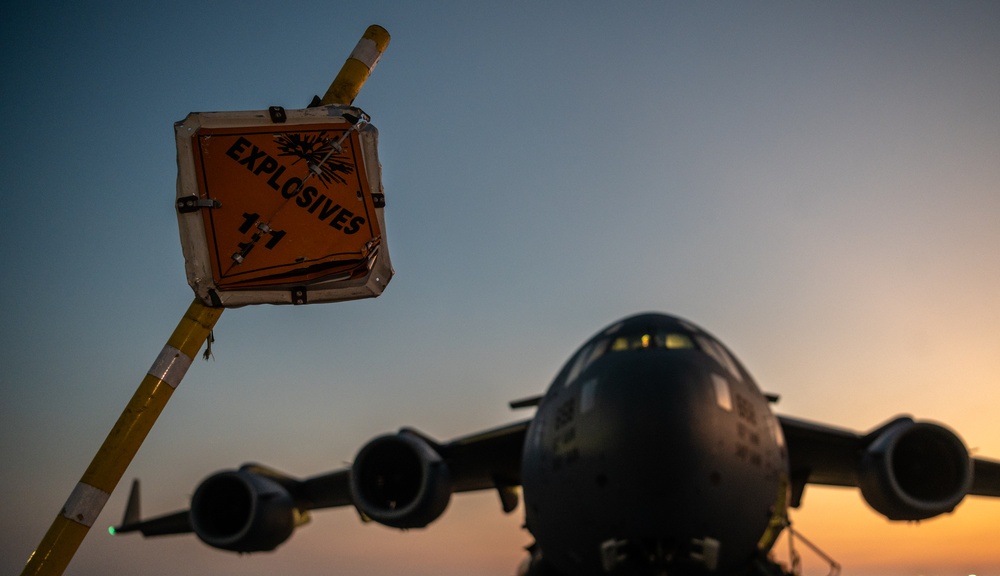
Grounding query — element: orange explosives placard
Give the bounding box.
[175,106,392,306]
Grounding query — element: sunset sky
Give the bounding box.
[2,2,999,575]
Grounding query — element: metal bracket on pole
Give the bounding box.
[268,106,287,123]
[176,196,221,214]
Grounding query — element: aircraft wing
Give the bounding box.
[778,414,1000,511]
[110,464,352,538]
[112,418,531,546]
[434,418,529,493]
[971,458,1000,497]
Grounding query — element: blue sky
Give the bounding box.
[2,2,999,575]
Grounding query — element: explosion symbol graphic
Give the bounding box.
[275,131,355,187]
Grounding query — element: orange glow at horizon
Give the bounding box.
[286,488,1000,576]
[771,487,1000,575]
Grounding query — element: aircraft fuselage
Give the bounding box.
[521,313,788,575]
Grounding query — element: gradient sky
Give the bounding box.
[2,2,999,575]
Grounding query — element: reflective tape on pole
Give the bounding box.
[80,300,222,492]
[321,24,390,106]
[21,299,223,576]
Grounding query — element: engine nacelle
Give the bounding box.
[189,468,296,552]
[350,430,453,528]
[858,418,972,520]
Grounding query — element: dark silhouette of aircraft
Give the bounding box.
[113,312,1000,575]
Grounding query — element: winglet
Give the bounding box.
[109,479,142,535]
[108,478,193,537]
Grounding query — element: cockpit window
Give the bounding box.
[611,331,693,351]
[563,330,692,386]
[565,339,610,385]
[695,335,742,382]
[660,333,694,349]
[555,315,750,392]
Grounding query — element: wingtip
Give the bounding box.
[111,478,142,534]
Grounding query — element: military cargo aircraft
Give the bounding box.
[113,312,1000,575]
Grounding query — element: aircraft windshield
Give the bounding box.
[609,332,693,351]
[563,330,694,386]
[555,314,750,389]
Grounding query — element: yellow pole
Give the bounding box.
[21,24,389,576]
[21,299,222,576]
[321,24,390,106]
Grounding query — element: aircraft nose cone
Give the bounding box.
[522,353,710,573]
[522,348,785,576]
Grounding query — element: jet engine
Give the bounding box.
[189,468,297,552]
[350,430,453,528]
[858,418,973,520]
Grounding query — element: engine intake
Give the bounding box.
[350,430,453,528]
[190,468,297,552]
[858,418,972,520]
